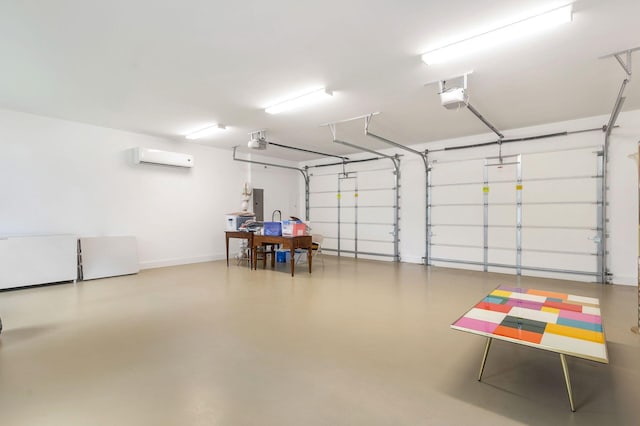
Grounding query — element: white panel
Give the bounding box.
[0,235,77,289]
[81,236,139,280]
[522,251,596,272]
[487,182,517,204]
[431,226,483,246]
[356,169,395,190]
[522,148,597,179]
[582,306,601,316]
[508,307,559,323]
[357,240,394,255]
[431,185,482,204]
[539,332,607,361]
[357,189,394,207]
[523,204,597,228]
[522,228,597,252]
[358,224,394,241]
[567,294,599,305]
[523,179,598,203]
[431,160,484,185]
[488,205,517,226]
[310,192,337,207]
[431,206,483,226]
[464,308,508,324]
[431,245,483,262]
[358,208,394,223]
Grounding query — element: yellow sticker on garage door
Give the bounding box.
[482,186,490,193]
[516,184,523,190]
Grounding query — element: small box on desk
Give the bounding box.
[263,222,282,236]
[292,223,307,236]
[225,214,255,231]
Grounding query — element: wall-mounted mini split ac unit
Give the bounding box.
[133,147,194,168]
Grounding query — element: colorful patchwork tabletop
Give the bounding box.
[451,285,608,363]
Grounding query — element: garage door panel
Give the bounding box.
[522,149,597,178]
[488,248,516,265]
[358,224,394,241]
[522,228,597,253]
[338,239,356,252]
[310,174,336,189]
[356,171,395,189]
[339,208,356,223]
[431,226,483,246]
[488,227,516,248]
[522,180,598,202]
[488,205,517,226]
[431,186,482,204]
[431,245,483,263]
[522,251,596,273]
[311,223,337,239]
[358,208,394,223]
[358,240,394,255]
[432,206,483,225]
[357,190,395,206]
[310,192,337,207]
[340,197,358,208]
[523,204,596,228]
[431,161,484,185]
[310,208,336,222]
[487,183,518,204]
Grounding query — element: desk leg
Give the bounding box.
[271,245,276,268]
[290,247,295,277]
[226,236,230,267]
[560,354,576,412]
[478,337,492,381]
[308,246,312,273]
[252,245,256,270]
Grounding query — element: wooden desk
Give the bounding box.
[225,231,253,267]
[451,285,608,412]
[252,235,312,277]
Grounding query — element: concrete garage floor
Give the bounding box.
[0,257,639,425]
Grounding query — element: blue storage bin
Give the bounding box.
[276,249,290,263]
[263,221,282,236]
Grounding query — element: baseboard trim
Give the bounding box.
[139,254,225,270]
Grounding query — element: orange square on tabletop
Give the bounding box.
[292,223,306,236]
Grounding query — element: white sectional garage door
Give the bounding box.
[429,146,604,281]
[308,165,398,260]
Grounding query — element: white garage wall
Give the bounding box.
[0,109,299,269]
[299,109,640,286]
[247,152,302,221]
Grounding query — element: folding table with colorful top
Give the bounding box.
[451,285,608,412]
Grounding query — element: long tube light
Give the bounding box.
[265,87,333,114]
[185,123,226,140]
[421,4,573,65]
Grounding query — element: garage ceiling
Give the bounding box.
[0,0,638,161]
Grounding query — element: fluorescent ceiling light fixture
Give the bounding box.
[265,88,333,114]
[421,4,573,65]
[185,123,226,140]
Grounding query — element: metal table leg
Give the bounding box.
[560,354,576,412]
[478,337,492,381]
